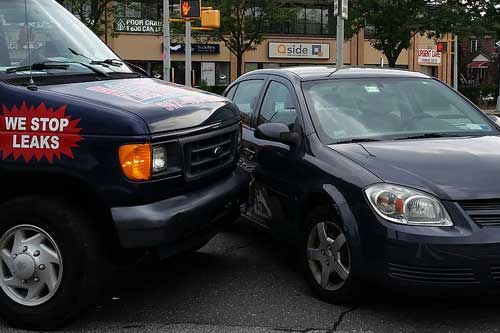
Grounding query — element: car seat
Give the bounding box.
[361,93,401,132]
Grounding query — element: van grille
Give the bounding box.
[182,125,238,181]
[491,265,500,282]
[459,200,500,227]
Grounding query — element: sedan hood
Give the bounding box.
[330,136,500,201]
[42,78,236,134]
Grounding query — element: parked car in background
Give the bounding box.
[0,0,246,329]
[226,66,500,304]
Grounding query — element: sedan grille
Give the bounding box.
[388,263,478,285]
[459,200,500,227]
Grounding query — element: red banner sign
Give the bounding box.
[0,102,83,163]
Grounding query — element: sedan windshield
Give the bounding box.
[0,0,134,76]
[302,78,497,144]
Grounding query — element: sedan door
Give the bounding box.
[250,78,304,233]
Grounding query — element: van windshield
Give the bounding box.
[0,0,134,76]
[302,78,498,144]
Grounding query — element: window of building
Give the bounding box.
[263,6,335,36]
[470,39,479,52]
[115,0,169,20]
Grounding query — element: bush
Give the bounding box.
[459,86,481,104]
[195,81,228,96]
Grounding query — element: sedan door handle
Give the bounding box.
[243,147,256,161]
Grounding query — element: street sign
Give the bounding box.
[180,0,201,19]
[334,0,348,20]
[496,41,500,48]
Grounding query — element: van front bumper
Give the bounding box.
[111,169,249,250]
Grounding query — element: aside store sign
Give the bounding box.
[115,17,162,33]
[269,42,330,59]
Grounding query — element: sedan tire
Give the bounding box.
[302,206,362,305]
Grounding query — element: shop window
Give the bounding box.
[215,62,230,86]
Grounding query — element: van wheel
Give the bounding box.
[302,206,361,305]
[0,196,108,330]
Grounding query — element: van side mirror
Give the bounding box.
[255,123,300,146]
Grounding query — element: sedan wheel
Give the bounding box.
[0,225,63,306]
[306,221,351,291]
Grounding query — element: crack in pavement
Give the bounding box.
[329,305,359,332]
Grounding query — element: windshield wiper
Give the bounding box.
[6,62,69,74]
[394,133,465,140]
[6,61,109,77]
[91,59,124,67]
[333,138,381,144]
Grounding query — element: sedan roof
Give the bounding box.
[240,66,431,81]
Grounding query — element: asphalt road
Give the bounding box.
[3,220,500,333]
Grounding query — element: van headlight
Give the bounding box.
[365,184,453,226]
[152,145,167,173]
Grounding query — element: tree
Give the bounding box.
[57,0,133,36]
[347,0,472,68]
[204,0,293,77]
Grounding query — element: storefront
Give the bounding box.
[102,1,453,87]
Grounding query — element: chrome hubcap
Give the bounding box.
[0,225,63,306]
[307,221,350,291]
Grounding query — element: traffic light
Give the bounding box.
[437,42,447,53]
[180,0,201,19]
[201,10,220,29]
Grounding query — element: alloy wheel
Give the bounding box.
[306,221,350,291]
[0,225,63,306]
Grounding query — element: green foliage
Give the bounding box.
[459,84,498,106]
[204,0,294,76]
[459,86,481,104]
[195,80,227,95]
[347,0,472,67]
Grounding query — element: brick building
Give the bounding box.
[459,37,499,86]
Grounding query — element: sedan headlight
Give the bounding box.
[365,184,453,226]
[152,145,167,173]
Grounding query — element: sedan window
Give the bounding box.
[232,79,265,124]
[258,81,297,130]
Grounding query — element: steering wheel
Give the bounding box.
[17,47,50,67]
[404,113,435,130]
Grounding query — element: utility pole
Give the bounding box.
[185,20,192,87]
[163,0,171,82]
[335,0,347,69]
[453,35,458,90]
[496,40,500,112]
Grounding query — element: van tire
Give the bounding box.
[0,195,108,330]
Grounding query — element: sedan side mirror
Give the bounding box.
[255,123,300,146]
[488,114,500,125]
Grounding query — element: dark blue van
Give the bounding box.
[0,0,246,329]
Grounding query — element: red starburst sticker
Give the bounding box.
[0,102,83,163]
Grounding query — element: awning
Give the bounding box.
[467,61,489,69]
